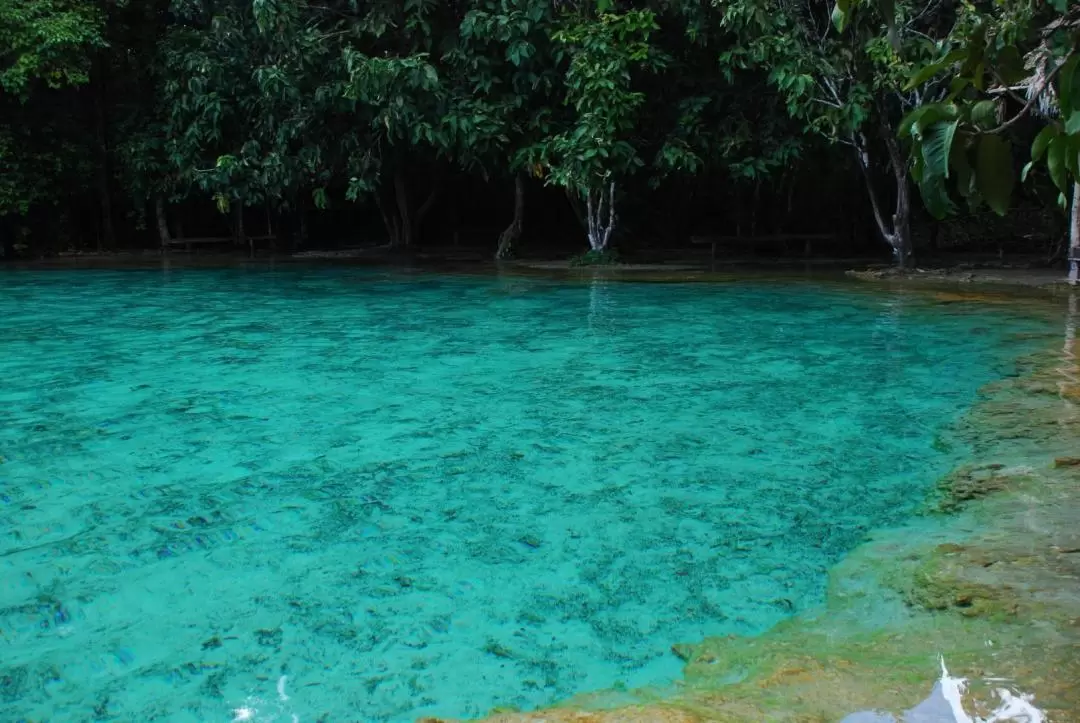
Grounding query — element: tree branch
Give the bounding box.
[987,52,1073,135]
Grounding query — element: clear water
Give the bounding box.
[0,268,1051,722]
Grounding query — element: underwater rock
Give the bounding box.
[1053,457,1080,468]
[518,534,543,549]
[932,464,1029,512]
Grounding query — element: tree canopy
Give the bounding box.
[0,0,1076,271]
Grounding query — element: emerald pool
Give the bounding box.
[0,268,1054,722]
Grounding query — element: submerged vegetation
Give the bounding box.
[0,1,1078,273]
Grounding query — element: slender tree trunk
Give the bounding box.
[496,174,525,260]
[385,167,442,247]
[393,168,413,247]
[853,131,911,268]
[584,182,617,252]
[1069,177,1079,286]
[883,129,912,268]
[2,222,14,260]
[376,192,401,246]
[299,204,308,249]
[233,204,247,252]
[155,197,171,249]
[92,53,115,252]
[751,180,761,238]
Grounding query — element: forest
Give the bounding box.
[1,0,1078,277]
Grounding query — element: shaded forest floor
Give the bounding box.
[3,248,1073,290]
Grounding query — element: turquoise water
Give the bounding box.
[0,268,1052,722]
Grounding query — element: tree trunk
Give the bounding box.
[383,168,441,247]
[2,226,14,260]
[299,204,308,249]
[376,191,401,246]
[1070,177,1079,286]
[155,197,171,249]
[92,53,115,252]
[233,204,247,253]
[853,131,911,268]
[585,182,617,252]
[883,129,912,268]
[496,174,525,260]
[394,168,413,247]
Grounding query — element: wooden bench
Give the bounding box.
[691,233,835,259]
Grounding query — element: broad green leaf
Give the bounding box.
[1046,136,1068,193]
[898,106,931,138]
[1060,55,1080,116]
[911,151,925,183]
[918,174,954,220]
[950,131,974,198]
[975,135,1014,216]
[897,102,957,139]
[905,61,948,91]
[917,120,959,219]
[971,61,985,91]
[1067,136,1080,178]
[996,46,1027,85]
[1032,126,1057,162]
[948,77,970,99]
[905,50,966,91]
[1066,111,1080,136]
[831,0,850,33]
[969,100,998,131]
[921,119,958,180]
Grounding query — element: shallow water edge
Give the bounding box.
[428,292,1080,722]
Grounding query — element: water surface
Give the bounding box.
[0,269,1052,721]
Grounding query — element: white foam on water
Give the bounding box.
[939,656,974,723]
[938,656,1046,723]
[985,689,1044,723]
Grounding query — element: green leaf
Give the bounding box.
[922,120,958,180]
[917,120,959,219]
[1047,136,1069,193]
[975,135,1014,216]
[905,50,966,91]
[1032,126,1057,162]
[898,107,930,138]
[831,0,850,33]
[1068,135,1080,178]
[1066,111,1080,136]
[898,103,957,139]
[1060,55,1080,116]
[950,131,975,198]
[1020,161,1034,184]
[969,100,998,131]
[996,46,1027,85]
[918,174,953,220]
[947,77,970,99]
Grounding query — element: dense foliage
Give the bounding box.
[0,0,1076,272]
